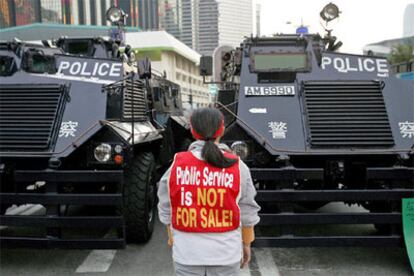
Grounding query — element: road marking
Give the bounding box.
[279,266,332,272]
[76,231,117,273]
[254,248,281,276]
[76,249,117,273]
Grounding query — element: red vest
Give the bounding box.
[169,151,241,233]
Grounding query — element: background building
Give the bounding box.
[127,31,210,109]
[158,0,182,39]
[0,0,158,30]
[403,4,414,37]
[159,0,254,55]
[253,0,261,37]
[158,0,199,49]
[215,0,252,51]
[197,0,218,54]
[0,23,139,41]
[364,4,414,57]
[363,36,414,57]
[180,0,198,50]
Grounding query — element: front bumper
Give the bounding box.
[250,166,414,248]
[250,166,414,182]
[0,169,125,249]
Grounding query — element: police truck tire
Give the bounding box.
[122,151,156,243]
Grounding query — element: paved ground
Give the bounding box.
[0,203,412,276]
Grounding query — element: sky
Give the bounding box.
[260,0,413,54]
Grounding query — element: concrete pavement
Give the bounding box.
[0,203,412,276]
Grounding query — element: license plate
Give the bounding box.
[244,85,295,96]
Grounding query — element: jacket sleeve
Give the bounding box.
[157,166,172,225]
[238,160,261,227]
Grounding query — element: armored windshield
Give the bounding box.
[30,55,56,73]
[0,56,16,76]
[66,41,91,55]
[253,53,307,71]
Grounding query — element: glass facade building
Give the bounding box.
[158,0,183,40]
[0,0,159,30]
[403,4,414,37]
[158,0,254,55]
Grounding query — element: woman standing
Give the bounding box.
[157,108,260,276]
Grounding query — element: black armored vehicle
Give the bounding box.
[201,3,414,247]
[0,21,190,248]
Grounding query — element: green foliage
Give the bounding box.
[388,44,414,65]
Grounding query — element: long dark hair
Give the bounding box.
[190,108,237,168]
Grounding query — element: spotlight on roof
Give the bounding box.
[320,2,341,22]
[106,6,126,25]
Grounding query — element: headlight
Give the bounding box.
[94,143,112,162]
[114,144,123,154]
[231,141,249,160]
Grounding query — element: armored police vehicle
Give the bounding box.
[200,3,414,247]
[0,8,190,249]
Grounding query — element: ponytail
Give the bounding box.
[190,108,237,168]
[202,140,237,168]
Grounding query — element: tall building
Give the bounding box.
[118,0,159,30]
[253,0,261,36]
[181,0,198,49]
[0,0,159,30]
[158,0,199,50]
[197,0,218,54]
[158,0,182,39]
[215,0,252,51]
[159,0,253,55]
[403,4,414,37]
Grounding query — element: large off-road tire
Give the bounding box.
[121,151,156,243]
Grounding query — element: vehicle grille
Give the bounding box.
[0,84,67,151]
[122,79,147,121]
[303,81,394,148]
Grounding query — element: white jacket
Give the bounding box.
[157,140,260,265]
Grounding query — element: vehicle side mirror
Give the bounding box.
[200,56,213,76]
[138,58,151,79]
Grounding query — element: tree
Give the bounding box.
[388,44,414,65]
